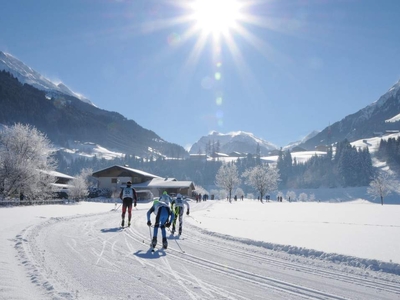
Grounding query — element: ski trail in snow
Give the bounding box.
[123,229,147,267]
[10,207,400,300]
[94,240,107,265]
[178,264,250,300]
[161,256,199,300]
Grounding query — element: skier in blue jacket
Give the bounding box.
[146,194,175,249]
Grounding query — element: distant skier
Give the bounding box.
[171,193,190,235]
[147,194,175,249]
[119,181,137,227]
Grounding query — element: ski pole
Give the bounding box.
[188,215,201,224]
[148,224,152,240]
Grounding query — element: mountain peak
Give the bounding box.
[0,50,94,106]
[190,131,278,155]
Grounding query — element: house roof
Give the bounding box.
[92,165,161,179]
[92,165,194,190]
[41,170,74,180]
[51,183,74,189]
[132,178,195,189]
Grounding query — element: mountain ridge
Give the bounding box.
[3,49,400,158]
[0,51,94,106]
[0,69,187,159]
[298,79,400,150]
[189,130,279,155]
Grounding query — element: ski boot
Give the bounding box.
[121,219,125,227]
[162,237,168,249]
[151,237,157,248]
[128,221,131,227]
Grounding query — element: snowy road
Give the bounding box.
[9,203,400,300]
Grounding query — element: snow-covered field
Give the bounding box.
[1,199,400,299]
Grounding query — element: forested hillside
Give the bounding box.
[0,70,187,158]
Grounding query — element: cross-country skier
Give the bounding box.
[119,181,137,227]
[159,191,172,205]
[146,194,175,249]
[171,193,190,235]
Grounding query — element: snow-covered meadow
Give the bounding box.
[1,194,400,300]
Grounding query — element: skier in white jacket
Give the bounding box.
[171,193,190,235]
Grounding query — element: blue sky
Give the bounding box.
[1,0,400,150]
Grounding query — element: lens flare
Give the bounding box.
[167,32,181,46]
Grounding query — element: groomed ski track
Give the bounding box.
[14,203,400,300]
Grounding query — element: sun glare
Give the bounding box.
[133,0,288,129]
[191,0,242,37]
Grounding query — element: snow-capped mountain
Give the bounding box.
[189,131,278,155]
[282,130,320,151]
[0,51,94,106]
[0,63,187,160]
[299,79,400,150]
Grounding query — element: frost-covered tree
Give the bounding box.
[246,193,255,200]
[235,187,244,199]
[210,189,220,199]
[0,123,57,200]
[286,191,296,202]
[242,165,280,203]
[68,168,93,201]
[367,172,396,205]
[298,192,308,202]
[194,185,209,197]
[309,193,316,202]
[218,189,227,200]
[215,163,241,201]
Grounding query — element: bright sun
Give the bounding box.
[191,0,242,37]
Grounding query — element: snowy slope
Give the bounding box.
[1,200,399,300]
[0,51,94,106]
[282,130,320,151]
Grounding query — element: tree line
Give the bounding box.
[57,139,375,192]
[1,124,395,204]
[277,139,374,189]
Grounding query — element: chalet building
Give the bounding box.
[384,130,400,135]
[211,152,229,158]
[291,146,307,152]
[268,149,281,156]
[228,151,246,157]
[91,165,195,199]
[189,153,207,162]
[40,170,75,191]
[315,144,329,152]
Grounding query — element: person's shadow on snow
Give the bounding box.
[100,227,123,233]
[134,249,166,259]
